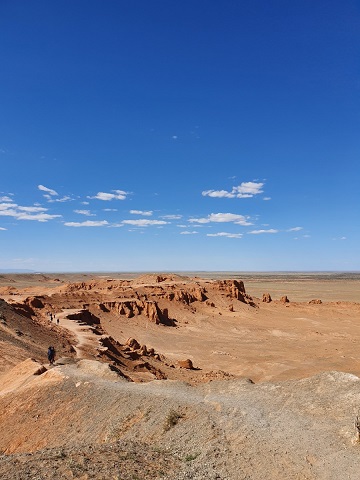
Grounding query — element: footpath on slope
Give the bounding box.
[55,309,101,359]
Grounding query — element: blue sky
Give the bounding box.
[0,0,359,272]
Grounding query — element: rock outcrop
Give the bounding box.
[262,293,272,303]
[67,309,100,325]
[165,286,207,304]
[100,300,163,324]
[280,295,290,303]
[26,296,45,309]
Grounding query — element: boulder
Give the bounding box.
[309,299,322,304]
[280,296,289,303]
[177,359,194,369]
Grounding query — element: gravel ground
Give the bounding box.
[2,361,360,479]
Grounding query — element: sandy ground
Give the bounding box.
[1,272,360,382]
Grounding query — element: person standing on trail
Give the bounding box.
[47,346,55,365]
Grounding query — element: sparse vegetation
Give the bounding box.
[185,452,200,462]
[164,409,183,431]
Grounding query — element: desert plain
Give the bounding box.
[1,271,360,479]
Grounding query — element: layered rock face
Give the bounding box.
[100,300,163,324]
[7,276,256,330]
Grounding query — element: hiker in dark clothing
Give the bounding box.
[47,346,56,365]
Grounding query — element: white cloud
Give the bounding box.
[247,229,278,234]
[180,231,198,235]
[0,209,20,217]
[303,234,311,238]
[74,209,95,216]
[122,219,168,227]
[130,210,153,216]
[202,189,235,198]
[17,213,62,222]
[17,206,47,213]
[89,190,128,201]
[0,196,12,202]
[0,202,16,209]
[207,232,243,238]
[189,213,252,226]
[235,181,264,196]
[202,181,264,199]
[0,203,61,222]
[161,214,183,220]
[0,227,7,230]
[81,201,90,205]
[263,197,271,201]
[103,208,118,212]
[38,185,58,196]
[287,227,303,232]
[108,223,124,228]
[64,220,109,227]
[49,195,73,203]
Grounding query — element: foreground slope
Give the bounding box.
[1,358,360,479]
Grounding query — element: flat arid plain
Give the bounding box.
[1,272,360,479]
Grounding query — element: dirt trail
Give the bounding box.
[55,309,100,358]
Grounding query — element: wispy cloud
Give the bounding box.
[202,181,264,199]
[0,202,61,222]
[38,184,58,196]
[47,195,73,203]
[122,219,168,227]
[207,232,243,238]
[202,189,234,198]
[130,210,153,216]
[88,190,128,201]
[18,206,47,213]
[263,197,271,201]
[64,220,109,227]
[161,214,183,220]
[180,231,198,235]
[0,196,13,202]
[17,213,62,222]
[247,229,278,234]
[189,213,252,226]
[74,209,96,216]
[103,208,118,212]
[0,227,7,231]
[108,223,124,228]
[287,226,303,232]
